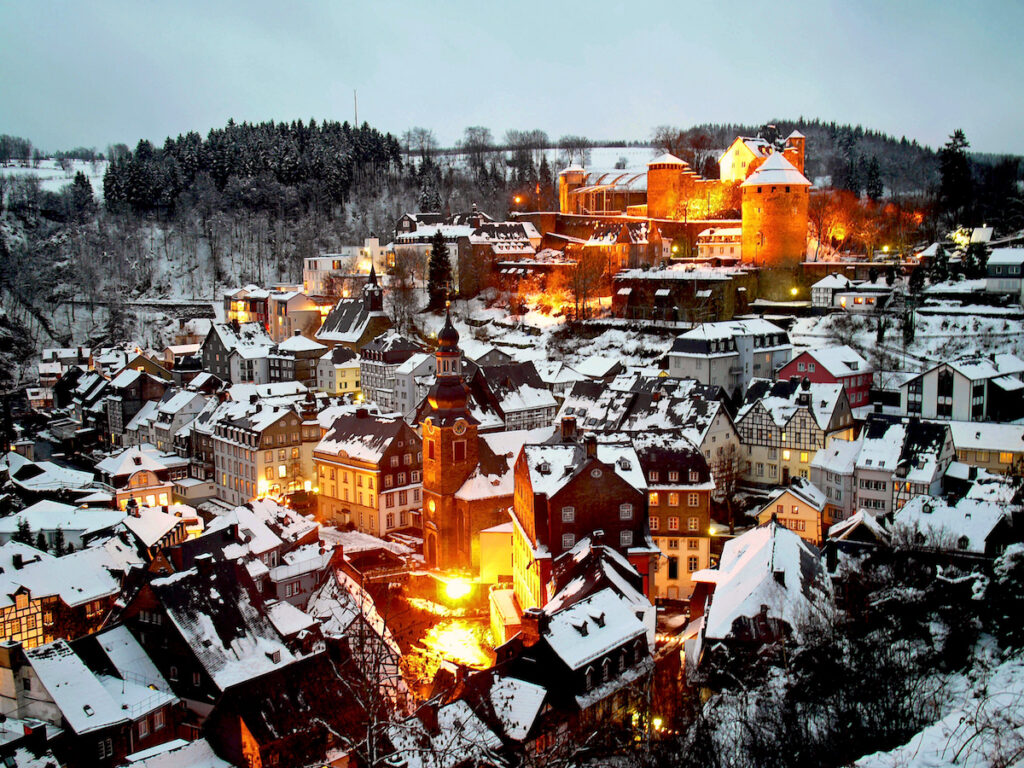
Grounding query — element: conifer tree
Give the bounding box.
[865,157,883,201]
[35,531,47,552]
[426,229,452,311]
[929,244,949,284]
[939,130,973,224]
[13,519,32,546]
[53,527,66,556]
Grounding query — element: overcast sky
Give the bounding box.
[2,0,1022,155]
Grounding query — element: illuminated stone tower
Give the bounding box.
[362,262,383,313]
[646,153,688,219]
[420,309,479,570]
[783,130,807,175]
[558,165,586,214]
[740,152,811,271]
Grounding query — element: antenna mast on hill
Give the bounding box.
[354,89,358,126]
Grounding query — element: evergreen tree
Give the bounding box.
[35,531,47,552]
[929,244,949,284]
[70,171,95,220]
[939,129,973,224]
[53,527,66,557]
[13,519,32,546]
[908,265,925,293]
[885,265,897,286]
[865,157,883,201]
[962,242,989,279]
[903,308,916,345]
[426,229,452,311]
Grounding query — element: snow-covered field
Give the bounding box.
[1,159,107,198]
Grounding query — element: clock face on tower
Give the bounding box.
[453,419,467,435]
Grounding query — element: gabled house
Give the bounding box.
[510,430,656,614]
[632,431,715,600]
[0,632,179,768]
[267,331,327,388]
[315,345,361,396]
[809,435,861,525]
[313,409,423,535]
[667,318,792,398]
[900,353,1024,422]
[359,331,425,411]
[199,322,275,385]
[314,266,391,352]
[688,521,832,673]
[755,477,828,546]
[735,377,855,485]
[893,495,1015,558]
[778,345,873,409]
[102,369,170,449]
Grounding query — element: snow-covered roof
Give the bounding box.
[523,439,644,498]
[276,333,327,354]
[572,355,621,379]
[827,509,890,544]
[800,345,870,378]
[542,587,647,670]
[985,248,1024,267]
[122,505,194,548]
[947,353,1024,382]
[766,477,826,512]
[894,495,1006,554]
[738,378,845,432]
[810,273,856,290]
[455,427,554,502]
[95,444,168,478]
[741,151,811,188]
[123,738,232,767]
[947,420,1024,452]
[97,626,173,693]
[648,152,687,166]
[694,522,831,642]
[0,500,124,537]
[315,411,411,464]
[488,675,546,741]
[810,436,861,474]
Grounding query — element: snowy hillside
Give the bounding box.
[1,159,107,198]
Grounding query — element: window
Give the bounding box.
[427,440,436,460]
[139,717,150,738]
[453,441,466,462]
[668,516,679,531]
[397,472,406,485]
[97,738,114,759]
[688,556,700,571]
[390,456,399,468]
[688,492,699,507]
[649,492,659,506]
[668,492,679,506]
[192,672,201,687]
[619,503,633,520]
[386,513,395,528]
[800,452,809,463]
[688,517,699,531]
[620,530,633,547]
[782,450,791,461]
[667,556,679,580]
[648,470,659,482]
[649,516,659,531]
[797,362,805,371]
[688,538,699,550]
[808,363,815,373]
[668,470,679,482]
[1000,452,1013,464]
[562,506,575,522]
[562,533,576,549]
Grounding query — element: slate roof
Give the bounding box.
[149,559,300,691]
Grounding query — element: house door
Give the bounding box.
[782,466,790,485]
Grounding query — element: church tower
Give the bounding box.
[420,308,479,570]
[362,263,384,313]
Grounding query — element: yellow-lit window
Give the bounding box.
[649,492,659,507]
[800,452,808,463]
[782,450,791,461]
[1000,452,1013,464]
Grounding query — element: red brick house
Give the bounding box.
[777,345,873,409]
[509,421,658,615]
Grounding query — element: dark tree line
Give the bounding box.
[103,118,404,218]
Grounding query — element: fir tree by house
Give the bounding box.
[427,228,452,310]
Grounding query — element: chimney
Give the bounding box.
[583,433,597,459]
[293,329,302,337]
[560,417,577,442]
[520,607,548,646]
[250,394,258,405]
[11,554,23,570]
[356,407,368,419]
[873,402,883,414]
[773,569,786,586]
[195,552,214,575]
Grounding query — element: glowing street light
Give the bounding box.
[444,577,472,601]
[790,287,799,297]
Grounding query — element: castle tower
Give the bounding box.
[646,153,688,220]
[362,262,383,313]
[740,152,811,272]
[558,166,586,214]
[783,130,806,175]
[420,309,479,570]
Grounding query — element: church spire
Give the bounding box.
[362,261,383,312]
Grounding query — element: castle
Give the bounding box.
[557,131,811,271]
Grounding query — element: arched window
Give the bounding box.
[585,666,594,691]
[601,657,611,683]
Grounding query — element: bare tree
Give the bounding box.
[386,250,419,336]
[558,135,592,167]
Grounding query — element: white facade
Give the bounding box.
[303,237,389,296]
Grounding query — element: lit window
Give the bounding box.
[782,450,791,461]
[668,516,679,531]
[650,517,659,531]
[649,492,659,507]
